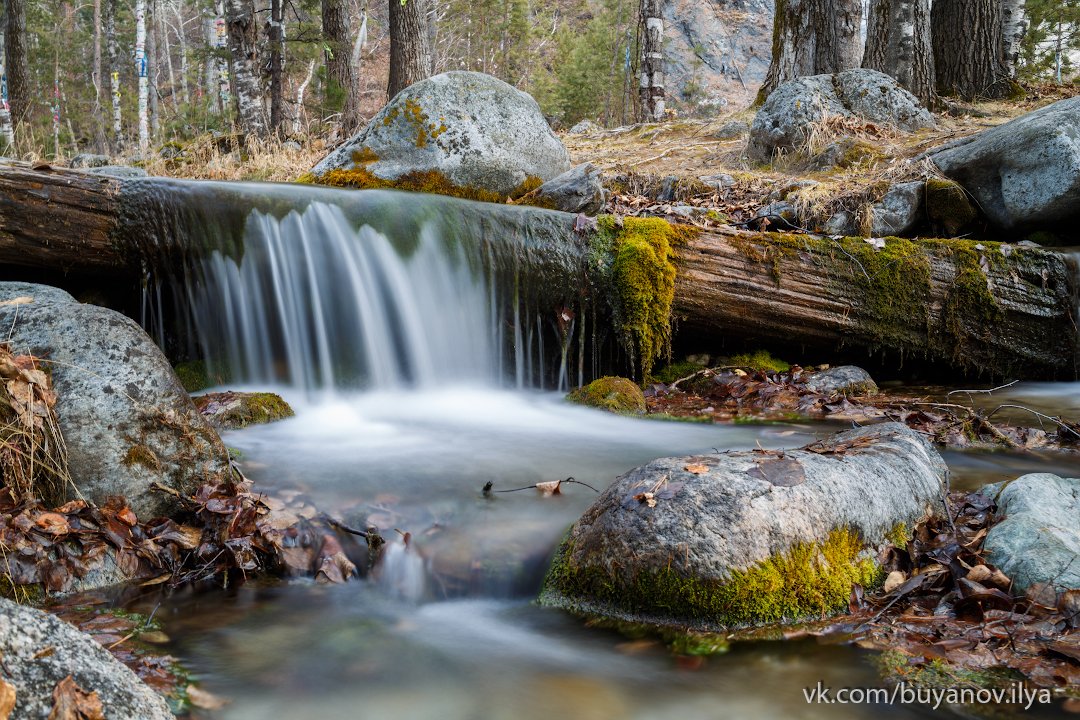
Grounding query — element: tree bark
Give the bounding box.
[224,0,267,136]
[4,0,30,142]
[933,0,1015,99]
[92,0,107,153]
[322,0,359,131]
[388,0,433,99]
[268,0,284,132]
[759,0,863,101]
[638,0,665,122]
[105,0,124,153]
[1000,0,1027,79]
[0,1,12,151]
[863,0,935,107]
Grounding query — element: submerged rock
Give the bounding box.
[566,377,646,415]
[983,473,1080,592]
[804,366,878,396]
[310,71,571,200]
[750,70,934,161]
[929,96,1080,232]
[0,282,231,519]
[542,423,946,628]
[520,163,606,215]
[0,598,174,719]
[194,391,295,430]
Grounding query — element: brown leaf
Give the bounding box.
[683,464,709,475]
[747,456,805,487]
[48,676,105,720]
[535,480,562,496]
[35,513,71,535]
[187,686,229,710]
[0,677,16,720]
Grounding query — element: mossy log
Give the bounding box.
[674,227,1078,378]
[0,162,125,272]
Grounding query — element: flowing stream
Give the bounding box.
[120,186,1077,719]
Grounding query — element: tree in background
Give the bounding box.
[758,0,863,101]
[863,0,934,106]
[0,0,13,150]
[323,0,360,131]
[638,0,664,121]
[1020,0,1079,81]
[4,0,29,145]
[388,0,433,98]
[224,0,266,135]
[932,0,1017,98]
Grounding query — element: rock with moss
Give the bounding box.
[519,163,606,214]
[929,96,1080,232]
[805,366,878,396]
[541,422,946,629]
[925,178,979,236]
[0,282,231,519]
[309,71,571,200]
[749,70,934,161]
[566,377,646,415]
[982,473,1080,593]
[193,391,295,430]
[0,597,174,719]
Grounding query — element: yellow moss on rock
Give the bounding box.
[566,376,646,415]
[545,527,882,627]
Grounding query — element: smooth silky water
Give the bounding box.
[119,184,1077,719]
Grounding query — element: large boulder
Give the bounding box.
[310,71,571,199]
[0,598,174,719]
[0,283,231,519]
[750,69,935,161]
[983,473,1080,593]
[542,423,946,628]
[928,96,1080,231]
[519,163,606,215]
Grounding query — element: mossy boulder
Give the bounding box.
[193,391,295,430]
[541,423,946,629]
[566,377,647,415]
[309,71,571,200]
[804,365,878,396]
[925,178,979,236]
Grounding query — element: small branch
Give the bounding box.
[946,380,1019,399]
[486,476,600,494]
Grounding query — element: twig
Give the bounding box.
[985,404,1080,440]
[488,476,600,493]
[947,380,1019,399]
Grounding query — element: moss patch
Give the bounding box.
[566,376,646,415]
[925,178,979,236]
[545,527,882,627]
[591,217,683,379]
[652,360,706,384]
[193,391,295,430]
[123,444,163,472]
[724,350,791,372]
[885,522,909,550]
[174,360,211,393]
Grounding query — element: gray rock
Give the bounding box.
[805,365,879,395]
[984,473,1080,592]
[698,173,736,189]
[929,96,1080,231]
[806,137,879,171]
[158,144,184,160]
[69,153,110,169]
[711,119,751,139]
[824,210,857,236]
[568,119,603,135]
[870,181,924,237]
[542,422,946,627]
[0,282,231,520]
[312,71,571,197]
[750,69,934,161]
[0,598,174,719]
[753,200,799,227]
[523,163,606,215]
[83,166,149,178]
[282,140,303,152]
[767,179,819,201]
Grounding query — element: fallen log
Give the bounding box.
[0,162,1075,379]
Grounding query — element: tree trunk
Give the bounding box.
[148,0,160,141]
[136,0,150,152]
[105,0,124,153]
[224,0,267,136]
[323,0,360,131]
[863,0,935,107]
[4,0,30,143]
[933,0,1014,99]
[759,0,863,101]
[0,1,13,152]
[388,0,433,99]
[92,0,107,153]
[638,0,665,122]
[268,0,284,133]
[1000,0,1027,79]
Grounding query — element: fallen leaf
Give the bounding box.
[35,513,71,535]
[683,464,709,475]
[0,677,16,720]
[187,686,229,710]
[48,676,104,720]
[0,296,33,306]
[884,570,906,594]
[535,480,562,496]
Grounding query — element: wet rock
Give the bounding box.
[311,71,571,198]
[804,366,878,396]
[983,473,1080,592]
[929,96,1080,232]
[520,163,606,215]
[194,391,296,431]
[0,598,174,719]
[69,153,110,169]
[83,166,149,178]
[542,423,946,628]
[750,70,934,161]
[925,178,979,236]
[0,282,232,519]
[566,377,646,415]
[870,181,924,237]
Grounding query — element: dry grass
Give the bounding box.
[140,135,326,183]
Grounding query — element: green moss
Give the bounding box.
[545,527,882,627]
[0,576,44,605]
[196,392,295,429]
[174,360,211,393]
[644,412,712,424]
[305,165,544,205]
[875,650,1028,699]
[724,350,790,372]
[123,444,163,472]
[885,522,909,550]
[925,178,979,236]
[926,239,1005,360]
[592,217,683,379]
[652,360,706,384]
[566,376,647,415]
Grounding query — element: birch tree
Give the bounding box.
[224,0,267,135]
[1001,0,1028,78]
[92,0,107,152]
[388,0,433,98]
[106,0,124,151]
[638,0,664,121]
[136,0,150,151]
[863,0,935,106]
[759,0,863,101]
[4,0,30,140]
[0,1,12,151]
[268,0,283,132]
